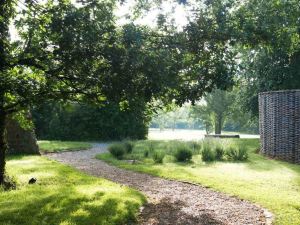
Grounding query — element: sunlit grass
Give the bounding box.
[97,139,300,225]
[38,141,92,153]
[0,155,145,225]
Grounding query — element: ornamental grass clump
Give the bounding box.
[215,145,225,161]
[108,143,126,160]
[144,149,149,158]
[147,141,155,153]
[226,146,248,161]
[123,141,134,154]
[201,143,216,162]
[174,145,193,162]
[152,151,165,164]
[189,141,202,154]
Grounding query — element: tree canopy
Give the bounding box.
[1,0,118,183]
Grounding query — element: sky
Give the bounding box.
[115,0,190,28]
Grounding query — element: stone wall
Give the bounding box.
[259,90,300,163]
[6,119,40,155]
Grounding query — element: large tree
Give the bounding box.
[230,0,299,116]
[190,89,234,134]
[174,3,237,104]
[178,0,299,116]
[0,0,121,184]
[205,0,299,116]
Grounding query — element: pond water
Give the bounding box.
[148,128,259,141]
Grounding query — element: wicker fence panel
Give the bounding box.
[259,90,300,163]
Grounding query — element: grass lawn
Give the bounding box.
[0,155,145,225]
[38,141,92,153]
[97,139,300,225]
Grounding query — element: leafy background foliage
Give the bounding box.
[32,101,150,141]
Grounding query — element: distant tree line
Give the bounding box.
[151,89,259,134]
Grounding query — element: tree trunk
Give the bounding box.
[215,114,222,135]
[205,122,211,134]
[0,112,7,185]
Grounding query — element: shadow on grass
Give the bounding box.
[246,151,300,173]
[173,160,195,167]
[0,186,138,225]
[7,154,34,160]
[139,198,224,225]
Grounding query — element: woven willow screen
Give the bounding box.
[259,90,300,163]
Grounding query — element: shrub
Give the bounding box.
[190,141,202,154]
[201,144,216,162]
[174,145,193,162]
[226,146,248,161]
[215,145,224,160]
[152,151,165,164]
[123,141,134,154]
[148,141,155,153]
[108,143,126,159]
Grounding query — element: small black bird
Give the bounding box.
[28,178,37,184]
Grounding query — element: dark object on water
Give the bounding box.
[28,178,37,184]
[205,134,240,138]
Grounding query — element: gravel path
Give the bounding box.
[46,144,273,225]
